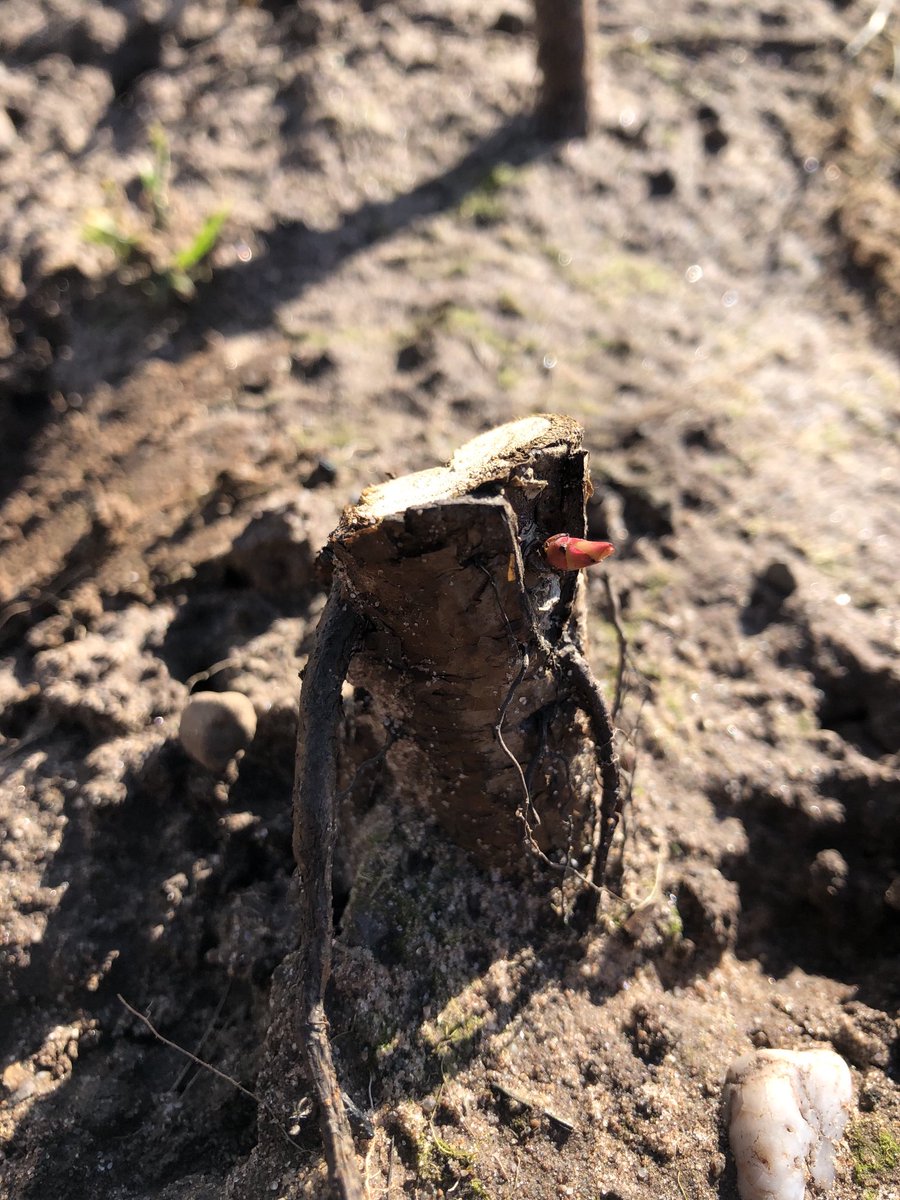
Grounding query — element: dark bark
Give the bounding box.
[292,587,367,1200]
[534,0,593,137]
[329,414,619,883]
[291,416,622,1195]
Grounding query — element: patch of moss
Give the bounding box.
[565,252,677,302]
[659,680,691,723]
[663,901,684,942]
[848,1118,900,1187]
[423,998,485,1065]
[795,419,853,459]
[372,1028,402,1063]
[417,1130,490,1198]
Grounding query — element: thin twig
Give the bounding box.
[482,553,622,897]
[0,716,56,778]
[185,657,241,691]
[676,1164,691,1200]
[171,979,232,1092]
[0,600,32,635]
[0,566,93,647]
[600,572,628,719]
[292,584,368,1200]
[494,649,601,896]
[117,993,306,1152]
[615,683,650,864]
[494,648,534,824]
[553,641,622,889]
[489,1079,577,1133]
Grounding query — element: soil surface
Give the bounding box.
[1,2,899,1199]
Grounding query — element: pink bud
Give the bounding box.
[543,534,615,571]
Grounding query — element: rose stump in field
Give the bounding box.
[292,414,621,1199]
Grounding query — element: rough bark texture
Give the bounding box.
[292,417,620,1196]
[534,0,593,137]
[292,588,367,1200]
[330,414,617,882]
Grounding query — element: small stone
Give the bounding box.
[239,360,271,393]
[2,1062,32,1098]
[724,1049,853,1200]
[808,848,849,911]
[761,560,797,598]
[179,692,257,773]
[304,459,338,489]
[885,876,900,911]
[0,108,17,154]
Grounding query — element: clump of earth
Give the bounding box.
[1,2,898,1198]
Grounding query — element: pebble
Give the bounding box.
[761,560,797,597]
[724,1048,853,1200]
[179,692,257,773]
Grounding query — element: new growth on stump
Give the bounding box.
[292,415,621,1200]
[331,414,619,877]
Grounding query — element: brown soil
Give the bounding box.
[1,2,899,1198]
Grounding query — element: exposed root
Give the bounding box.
[292,586,368,1200]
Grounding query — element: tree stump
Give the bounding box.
[331,412,618,876]
[292,414,620,1199]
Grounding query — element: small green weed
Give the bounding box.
[138,124,170,229]
[166,210,228,298]
[82,211,140,262]
[82,126,228,301]
[459,163,519,226]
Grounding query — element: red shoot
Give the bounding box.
[543,533,615,571]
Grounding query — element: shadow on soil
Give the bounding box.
[29,113,561,412]
[712,772,900,1015]
[2,733,741,1200]
[0,724,298,1199]
[8,739,896,1198]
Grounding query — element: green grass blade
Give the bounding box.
[172,209,228,272]
[82,214,138,260]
